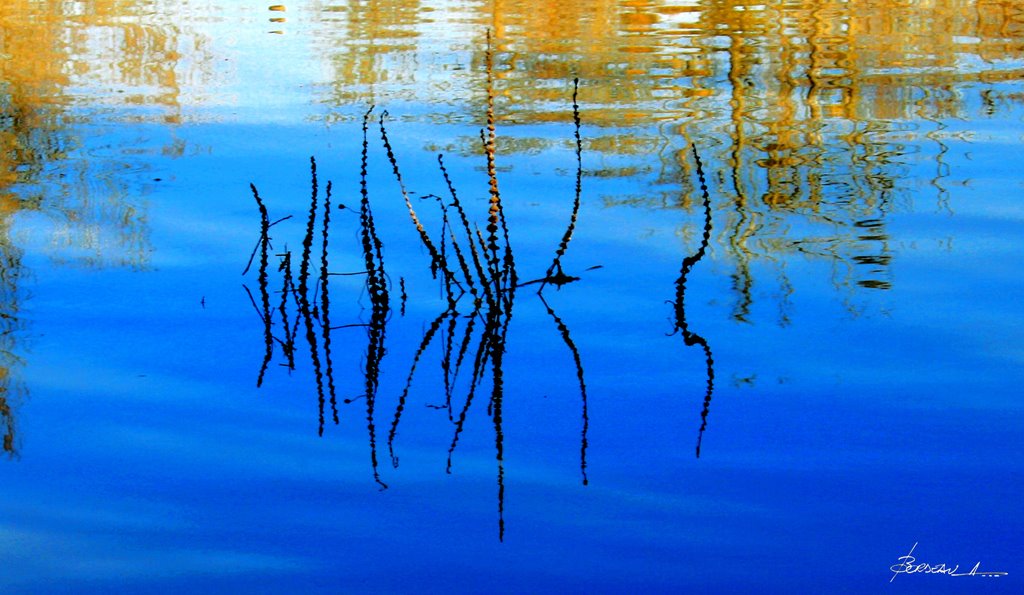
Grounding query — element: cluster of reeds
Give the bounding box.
[670,144,716,458]
[244,151,395,492]
[244,157,341,438]
[242,83,724,543]
[243,36,591,537]
[377,39,590,539]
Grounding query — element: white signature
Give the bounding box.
[890,542,1008,582]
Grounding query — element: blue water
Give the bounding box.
[2,2,1023,593]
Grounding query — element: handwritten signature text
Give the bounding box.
[890,542,1008,582]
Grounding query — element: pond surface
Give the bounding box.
[2,1,1023,593]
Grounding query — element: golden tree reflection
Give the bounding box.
[0,0,214,453]
[0,0,212,267]
[310,0,1024,311]
[445,0,1024,315]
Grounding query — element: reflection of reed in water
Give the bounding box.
[382,63,594,535]
[387,309,454,467]
[429,293,517,539]
[276,250,298,372]
[671,146,716,458]
[539,294,589,485]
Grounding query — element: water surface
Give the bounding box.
[1,1,1022,593]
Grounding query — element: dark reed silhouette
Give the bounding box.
[399,277,407,316]
[247,183,273,387]
[358,107,391,489]
[539,293,589,485]
[246,158,339,437]
[243,191,295,386]
[438,154,491,306]
[441,293,514,540]
[375,36,534,540]
[443,305,480,421]
[297,157,331,437]
[379,110,462,306]
[538,78,584,292]
[276,250,298,372]
[438,308,460,414]
[671,145,716,458]
[387,308,454,467]
[319,180,339,425]
[242,68,591,539]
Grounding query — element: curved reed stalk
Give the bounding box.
[387,309,453,467]
[481,30,516,292]
[446,303,497,475]
[439,309,459,413]
[359,106,390,489]
[249,183,274,387]
[320,180,339,425]
[297,157,318,300]
[438,154,492,306]
[364,300,389,490]
[379,111,461,302]
[293,158,329,436]
[539,293,589,486]
[276,250,297,371]
[673,144,716,458]
[540,78,583,293]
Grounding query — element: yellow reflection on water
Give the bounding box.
[307,0,1022,220]
[0,0,218,269]
[0,0,1018,294]
[0,1,1022,430]
[0,1,215,436]
[307,0,1020,122]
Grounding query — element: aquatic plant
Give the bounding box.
[379,111,461,306]
[241,62,597,539]
[246,183,273,387]
[540,77,584,292]
[319,180,339,426]
[358,107,390,490]
[276,249,298,371]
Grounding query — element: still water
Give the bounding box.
[2,1,1023,592]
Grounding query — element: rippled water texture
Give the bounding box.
[1,1,1022,592]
